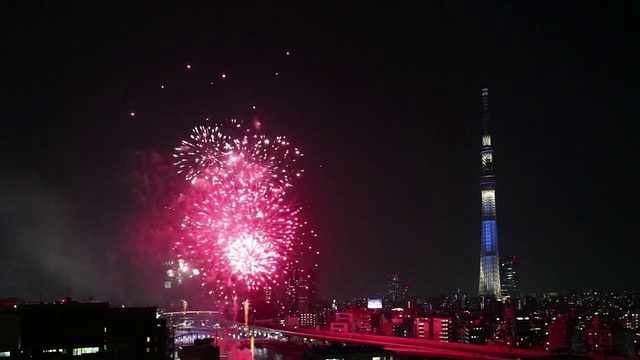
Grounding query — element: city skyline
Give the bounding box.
[1,2,639,302]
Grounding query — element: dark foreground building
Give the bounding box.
[0,299,168,359]
[178,338,220,360]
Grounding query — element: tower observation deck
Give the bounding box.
[478,88,501,298]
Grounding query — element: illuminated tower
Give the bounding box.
[478,88,501,298]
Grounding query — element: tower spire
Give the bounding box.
[478,88,501,299]
[482,88,490,135]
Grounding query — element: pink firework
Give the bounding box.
[173,124,233,183]
[174,120,303,189]
[183,179,301,289]
[171,121,305,296]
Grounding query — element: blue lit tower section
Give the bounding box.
[478,88,501,298]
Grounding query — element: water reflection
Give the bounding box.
[246,347,425,360]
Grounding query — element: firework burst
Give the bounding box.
[169,120,306,297]
[173,124,233,183]
[174,120,304,189]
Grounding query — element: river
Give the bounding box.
[243,346,430,360]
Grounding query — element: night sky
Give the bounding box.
[1,2,638,303]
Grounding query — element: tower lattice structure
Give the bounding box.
[478,88,501,298]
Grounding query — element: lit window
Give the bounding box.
[72,347,99,356]
[481,190,496,215]
[481,152,493,171]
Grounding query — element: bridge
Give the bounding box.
[161,311,550,359]
[257,325,549,360]
[162,310,220,317]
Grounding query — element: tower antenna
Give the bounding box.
[482,88,490,135]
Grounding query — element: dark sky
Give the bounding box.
[1,2,639,303]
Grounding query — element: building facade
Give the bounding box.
[500,256,518,298]
[0,300,167,359]
[286,265,315,316]
[387,273,401,305]
[478,88,502,299]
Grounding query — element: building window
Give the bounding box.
[72,347,99,356]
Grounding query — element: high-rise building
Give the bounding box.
[387,272,401,305]
[285,265,315,316]
[400,285,409,306]
[500,256,518,298]
[478,88,502,299]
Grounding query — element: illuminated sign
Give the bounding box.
[367,298,382,309]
